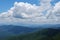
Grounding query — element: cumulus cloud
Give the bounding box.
[0,0,60,25]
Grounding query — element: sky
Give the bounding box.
[0,0,39,13]
[0,0,60,13]
[0,0,60,26]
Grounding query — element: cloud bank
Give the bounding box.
[0,0,60,25]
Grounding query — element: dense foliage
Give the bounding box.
[5,28,60,40]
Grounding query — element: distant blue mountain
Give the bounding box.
[7,25,39,34]
[0,24,60,40]
[0,24,60,37]
[0,25,40,36]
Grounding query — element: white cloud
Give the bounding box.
[0,0,60,25]
[45,1,60,23]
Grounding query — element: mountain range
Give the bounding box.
[0,24,60,40]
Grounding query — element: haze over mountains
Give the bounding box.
[0,24,60,40]
[0,0,60,40]
[0,24,60,36]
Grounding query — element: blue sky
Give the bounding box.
[0,0,60,25]
[0,0,60,13]
[0,0,39,13]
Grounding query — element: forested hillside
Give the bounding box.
[5,28,60,40]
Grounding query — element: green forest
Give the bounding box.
[5,28,60,40]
